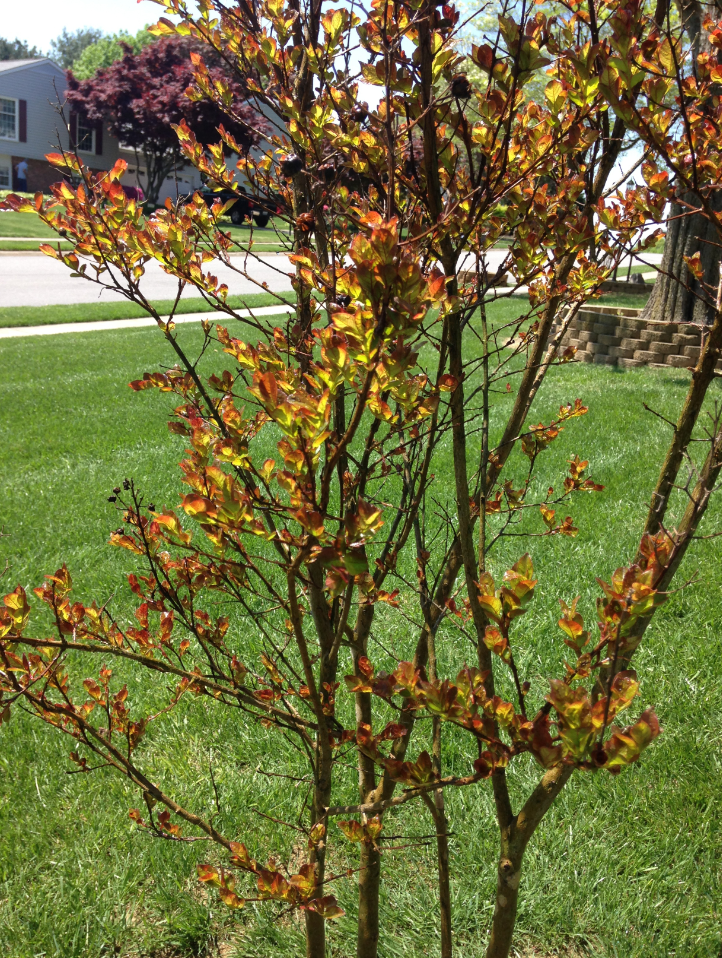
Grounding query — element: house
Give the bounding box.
[0,58,203,201]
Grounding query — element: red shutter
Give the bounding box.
[95,119,103,155]
[19,99,27,142]
[69,112,77,149]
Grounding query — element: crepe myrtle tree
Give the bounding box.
[65,35,263,205]
[2,0,722,956]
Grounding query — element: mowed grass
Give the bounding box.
[0,291,649,330]
[0,306,720,958]
[0,209,291,255]
[0,292,294,329]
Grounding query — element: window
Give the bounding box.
[0,165,10,188]
[77,117,96,154]
[0,98,17,140]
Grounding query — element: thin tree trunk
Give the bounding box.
[306,745,332,958]
[434,791,453,958]
[484,765,574,958]
[643,305,722,536]
[422,787,453,958]
[485,836,524,958]
[352,604,381,958]
[357,843,381,958]
[425,615,453,958]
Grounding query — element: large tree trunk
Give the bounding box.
[644,0,722,325]
[642,192,721,325]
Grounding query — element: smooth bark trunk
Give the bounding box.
[643,306,722,536]
[484,765,574,958]
[485,840,523,958]
[357,842,381,958]
[422,789,453,958]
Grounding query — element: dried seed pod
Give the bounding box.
[318,162,336,183]
[350,103,369,123]
[450,73,472,100]
[113,486,121,494]
[336,294,352,308]
[280,153,304,177]
[295,211,315,231]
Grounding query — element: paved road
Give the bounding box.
[0,249,663,309]
[0,252,296,308]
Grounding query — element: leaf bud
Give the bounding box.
[280,153,304,178]
[450,74,472,100]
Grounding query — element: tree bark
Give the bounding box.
[485,838,524,958]
[357,842,381,958]
[352,606,382,958]
[644,0,722,325]
[642,191,722,326]
[422,789,453,958]
[484,765,574,958]
[643,306,722,535]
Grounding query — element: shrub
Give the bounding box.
[2,0,722,956]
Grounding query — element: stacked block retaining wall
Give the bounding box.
[554,304,718,370]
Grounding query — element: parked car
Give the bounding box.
[182,186,284,227]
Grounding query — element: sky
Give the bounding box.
[2,0,164,53]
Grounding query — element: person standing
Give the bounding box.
[14,159,28,192]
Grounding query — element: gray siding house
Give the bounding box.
[0,58,202,201]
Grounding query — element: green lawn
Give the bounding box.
[0,291,648,330]
[0,304,719,958]
[0,292,293,329]
[0,210,59,238]
[0,208,290,245]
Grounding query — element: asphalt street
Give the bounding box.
[0,252,296,308]
[0,249,663,309]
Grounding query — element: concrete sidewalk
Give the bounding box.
[0,304,295,340]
